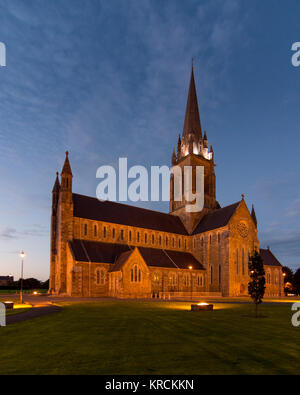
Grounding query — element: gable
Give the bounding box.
[193,202,240,234]
[260,248,282,267]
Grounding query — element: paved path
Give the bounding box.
[6,305,62,325]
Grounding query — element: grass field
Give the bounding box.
[0,300,299,375]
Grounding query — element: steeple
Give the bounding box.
[52,172,60,193]
[177,134,181,158]
[182,64,202,141]
[62,151,72,175]
[251,204,257,228]
[171,148,177,166]
[61,151,73,196]
[51,172,60,214]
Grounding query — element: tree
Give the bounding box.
[248,249,266,317]
[293,268,300,296]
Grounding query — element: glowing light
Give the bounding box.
[33,291,38,295]
[19,251,25,259]
[188,266,193,270]
[13,304,32,309]
[197,302,209,306]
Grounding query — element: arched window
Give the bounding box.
[134,265,138,282]
[152,234,155,244]
[100,269,105,285]
[131,265,141,282]
[210,266,213,284]
[112,228,115,239]
[84,223,88,236]
[129,230,132,242]
[144,233,147,243]
[95,268,105,286]
[242,249,245,275]
[219,265,221,285]
[159,235,162,245]
[103,226,106,238]
[137,232,140,242]
[153,273,159,282]
[94,225,97,237]
[166,237,168,247]
[236,249,239,274]
[197,274,203,287]
[120,229,124,240]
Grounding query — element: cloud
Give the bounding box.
[286,198,300,217]
[0,227,17,239]
[0,225,48,240]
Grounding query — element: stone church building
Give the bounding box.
[49,67,283,298]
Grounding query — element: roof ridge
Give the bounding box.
[72,192,183,219]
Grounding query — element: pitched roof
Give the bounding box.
[68,239,205,271]
[68,239,129,263]
[138,247,204,270]
[193,201,240,234]
[260,248,282,267]
[110,250,133,272]
[72,193,188,235]
[182,65,202,140]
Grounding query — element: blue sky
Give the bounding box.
[0,0,300,280]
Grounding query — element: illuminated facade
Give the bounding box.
[49,67,283,298]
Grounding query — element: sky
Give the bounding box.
[0,0,300,280]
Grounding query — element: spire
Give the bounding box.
[182,64,202,140]
[172,148,177,166]
[52,172,60,193]
[251,204,257,228]
[203,130,208,148]
[61,151,72,175]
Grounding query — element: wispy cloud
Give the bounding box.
[0,225,48,240]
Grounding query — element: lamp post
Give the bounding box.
[19,251,25,304]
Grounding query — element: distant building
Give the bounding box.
[0,276,14,286]
[49,66,284,298]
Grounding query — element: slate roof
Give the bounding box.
[193,202,240,234]
[260,248,282,267]
[68,239,205,271]
[72,193,242,236]
[110,251,134,272]
[72,193,188,235]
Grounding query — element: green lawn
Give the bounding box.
[0,301,299,375]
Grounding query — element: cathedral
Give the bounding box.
[49,66,283,298]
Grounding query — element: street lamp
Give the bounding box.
[19,251,25,304]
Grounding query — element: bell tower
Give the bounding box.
[170,65,219,234]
